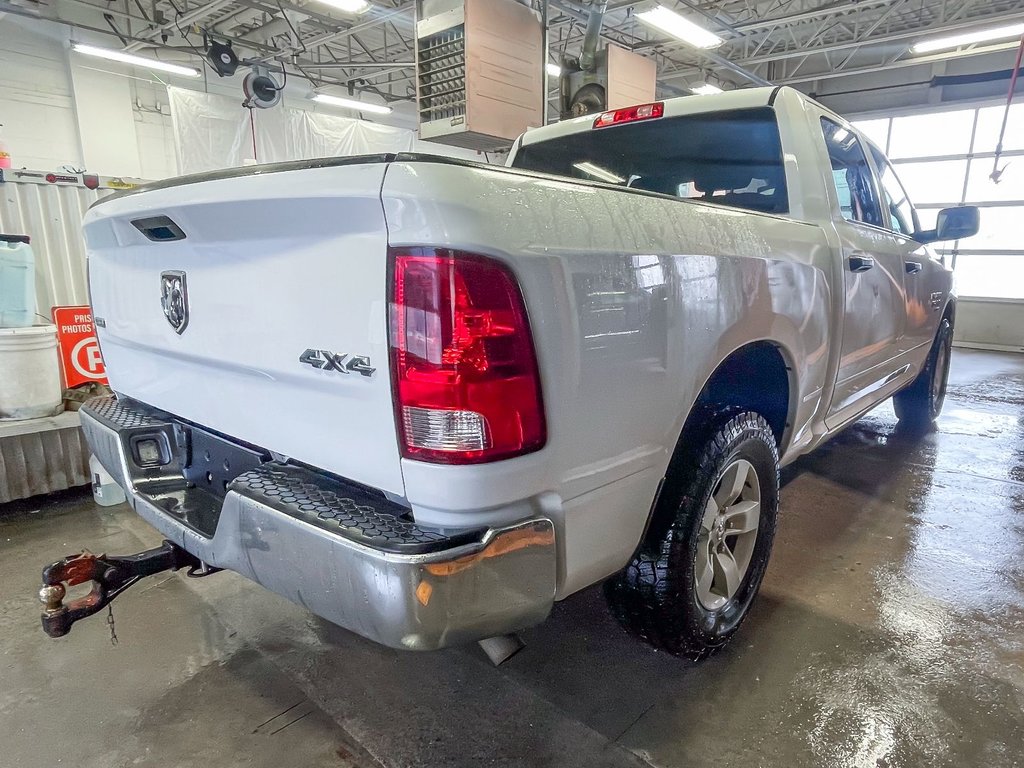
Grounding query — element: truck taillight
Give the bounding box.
[593,102,664,128]
[389,248,546,464]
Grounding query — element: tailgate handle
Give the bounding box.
[132,216,186,242]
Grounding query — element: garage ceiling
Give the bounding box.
[5,0,1023,104]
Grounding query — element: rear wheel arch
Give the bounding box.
[687,340,796,449]
[942,298,956,329]
[639,340,794,549]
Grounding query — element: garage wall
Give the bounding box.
[0,17,447,181]
[0,19,82,172]
[0,17,180,178]
[952,299,1024,353]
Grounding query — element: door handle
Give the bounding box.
[905,261,923,274]
[848,253,875,272]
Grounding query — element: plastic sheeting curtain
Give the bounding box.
[168,88,477,175]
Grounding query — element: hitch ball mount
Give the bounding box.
[38,540,220,638]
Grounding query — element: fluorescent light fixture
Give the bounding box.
[573,162,625,184]
[832,127,850,143]
[636,6,723,49]
[546,62,562,77]
[72,43,201,77]
[912,23,1024,54]
[314,0,370,13]
[311,92,393,114]
[691,83,722,95]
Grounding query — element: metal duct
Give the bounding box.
[579,0,607,72]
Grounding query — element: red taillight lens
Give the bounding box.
[593,101,665,129]
[389,248,546,464]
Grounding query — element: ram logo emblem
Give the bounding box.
[160,270,189,334]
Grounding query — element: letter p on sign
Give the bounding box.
[52,305,108,388]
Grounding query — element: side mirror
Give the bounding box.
[917,206,980,243]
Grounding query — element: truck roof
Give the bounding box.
[519,85,797,148]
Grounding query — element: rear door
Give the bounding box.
[818,117,909,424]
[83,160,405,495]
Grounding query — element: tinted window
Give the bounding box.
[870,146,918,235]
[512,108,788,215]
[821,117,883,228]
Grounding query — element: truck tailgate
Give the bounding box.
[82,160,404,496]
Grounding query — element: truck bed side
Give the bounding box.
[381,159,833,595]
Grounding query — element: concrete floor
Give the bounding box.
[2,348,1022,768]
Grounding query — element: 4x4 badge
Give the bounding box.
[299,349,375,377]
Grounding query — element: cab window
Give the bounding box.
[513,108,789,215]
[870,146,918,236]
[820,117,883,228]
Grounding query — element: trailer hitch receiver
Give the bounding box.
[38,540,218,638]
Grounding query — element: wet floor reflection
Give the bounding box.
[244,349,1024,768]
[5,352,1021,768]
[514,350,1024,768]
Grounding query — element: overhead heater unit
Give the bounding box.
[416,0,544,151]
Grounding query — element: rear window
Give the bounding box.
[512,107,788,215]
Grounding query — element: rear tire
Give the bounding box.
[894,317,953,428]
[605,410,779,660]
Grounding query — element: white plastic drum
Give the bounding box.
[0,325,63,420]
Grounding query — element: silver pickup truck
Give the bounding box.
[39,86,979,661]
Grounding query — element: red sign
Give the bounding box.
[52,306,108,388]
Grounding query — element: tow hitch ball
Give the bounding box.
[38,540,219,638]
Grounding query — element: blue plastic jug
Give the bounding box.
[0,235,36,328]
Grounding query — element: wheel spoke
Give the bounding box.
[701,496,718,533]
[723,500,760,535]
[695,539,714,602]
[714,460,750,508]
[712,546,742,599]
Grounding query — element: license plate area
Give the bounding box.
[121,421,267,539]
[182,425,266,497]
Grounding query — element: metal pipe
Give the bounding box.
[702,50,771,86]
[478,634,525,666]
[301,61,415,68]
[579,0,607,72]
[255,7,409,62]
[124,0,236,51]
[991,34,1024,183]
[542,0,551,124]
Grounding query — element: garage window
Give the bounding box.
[854,103,1024,300]
[512,108,789,215]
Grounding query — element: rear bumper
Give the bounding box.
[80,396,556,650]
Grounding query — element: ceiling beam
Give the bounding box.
[124,0,236,51]
[733,8,1024,67]
[778,39,1024,85]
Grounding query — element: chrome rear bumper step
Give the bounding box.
[71,395,556,650]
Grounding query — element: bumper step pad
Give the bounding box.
[80,396,485,555]
[82,395,163,429]
[231,463,485,555]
